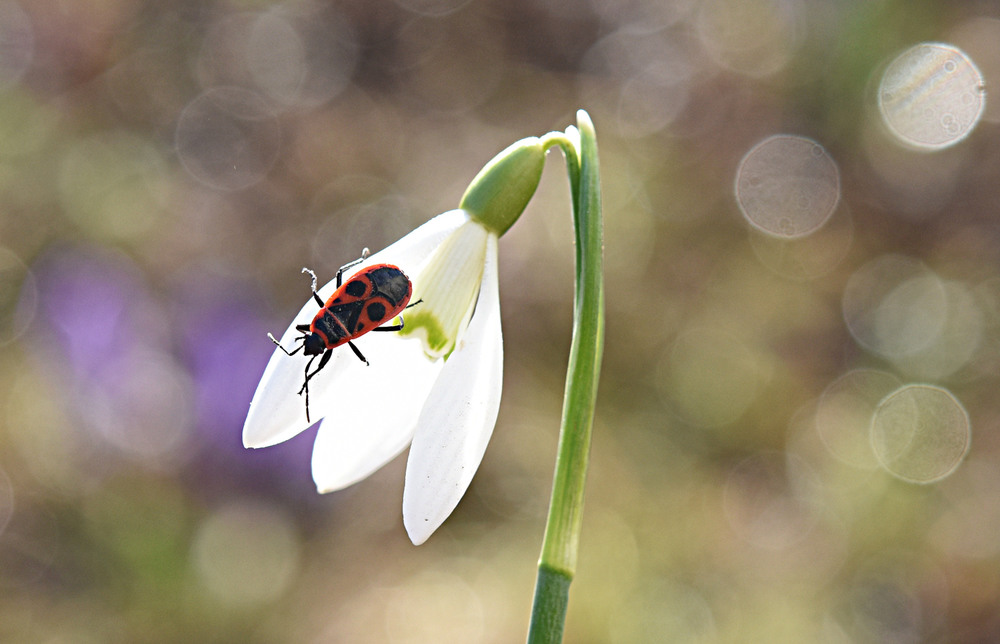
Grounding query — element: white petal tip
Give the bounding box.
[404,518,434,546]
[242,424,291,450]
[312,474,351,495]
[241,429,264,450]
[311,472,348,495]
[242,420,276,449]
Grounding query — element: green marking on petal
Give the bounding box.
[398,310,448,355]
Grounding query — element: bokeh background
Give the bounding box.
[2,0,1000,641]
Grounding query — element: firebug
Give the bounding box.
[270,251,418,421]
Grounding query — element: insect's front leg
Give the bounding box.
[269,329,307,356]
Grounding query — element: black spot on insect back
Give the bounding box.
[366,301,387,322]
[345,279,367,297]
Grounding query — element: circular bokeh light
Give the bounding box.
[871,384,970,484]
[878,42,986,150]
[735,135,840,239]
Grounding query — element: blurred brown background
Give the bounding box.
[2,0,1000,641]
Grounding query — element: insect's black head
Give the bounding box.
[302,333,327,356]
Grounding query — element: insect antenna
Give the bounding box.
[297,349,333,422]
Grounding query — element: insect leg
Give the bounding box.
[301,268,323,307]
[347,340,369,366]
[372,316,403,332]
[269,333,304,356]
[373,298,421,332]
[335,248,371,287]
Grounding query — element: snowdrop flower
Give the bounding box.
[243,137,545,544]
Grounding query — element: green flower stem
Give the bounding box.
[527,110,604,644]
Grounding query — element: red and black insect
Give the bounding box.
[270,252,418,421]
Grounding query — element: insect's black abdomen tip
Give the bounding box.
[368,266,411,306]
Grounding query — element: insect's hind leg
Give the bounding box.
[347,340,369,366]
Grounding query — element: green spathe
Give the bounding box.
[460,137,545,236]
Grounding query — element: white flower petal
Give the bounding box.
[311,331,445,492]
[403,234,503,545]
[242,210,468,449]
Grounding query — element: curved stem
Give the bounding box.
[526,110,604,643]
